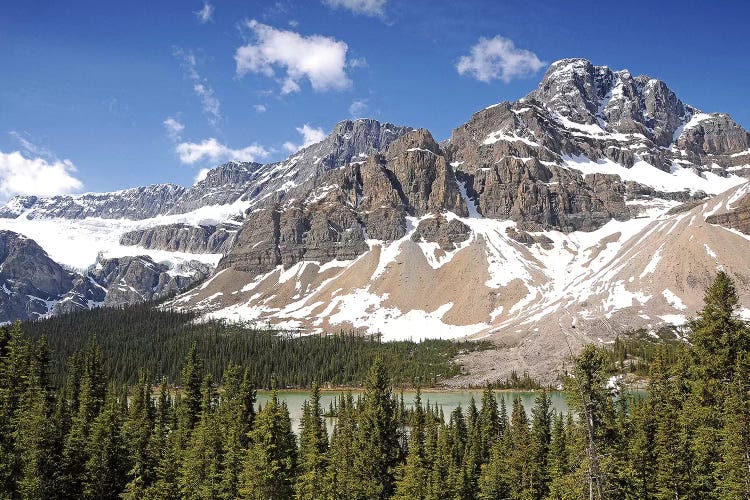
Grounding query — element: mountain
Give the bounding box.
[1,58,749,382]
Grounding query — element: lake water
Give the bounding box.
[256,389,570,433]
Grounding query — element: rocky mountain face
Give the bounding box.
[218,128,467,274]
[0,185,187,220]
[120,223,239,254]
[0,229,209,323]
[89,255,211,307]
[1,58,750,383]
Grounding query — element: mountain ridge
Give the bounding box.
[1,57,749,384]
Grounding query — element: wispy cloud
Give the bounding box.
[174,48,222,125]
[195,2,214,23]
[349,99,368,118]
[253,104,267,113]
[323,0,387,18]
[348,57,368,69]
[283,124,327,153]
[457,35,545,83]
[163,117,185,140]
[175,138,270,164]
[9,131,55,160]
[235,20,351,94]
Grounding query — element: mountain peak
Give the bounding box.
[531,58,694,145]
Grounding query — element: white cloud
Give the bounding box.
[457,35,545,83]
[253,104,267,113]
[175,138,270,164]
[0,150,83,200]
[349,99,368,118]
[235,20,351,94]
[323,0,387,17]
[192,83,221,123]
[163,117,185,140]
[174,48,222,125]
[283,124,327,153]
[9,131,55,160]
[348,57,368,68]
[195,2,214,23]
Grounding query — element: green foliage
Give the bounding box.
[0,271,746,499]
[19,303,489,388]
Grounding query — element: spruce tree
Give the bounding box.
[394,388,429,500]
[179,374,222,499]
[295,383,329,500]
[353,358,400,499]
[122,370,155,498]
[529,390,552,499]
[83,384,128,499]
[326,393,358,499]
[240,390,297,499]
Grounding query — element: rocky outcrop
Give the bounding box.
[706,193,750,234]
[219,129,470,272]
[89,255,211,307]
[676,113,750,157]
[120,223,238,254]
[170,162,264,214]
[0,231,103,321]
[0,228,213,321]
[411,215,470,251]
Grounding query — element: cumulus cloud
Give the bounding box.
[457,35,545,83]
[283,124,327,153]
[235,20,351,94]
[174,48,222,125]
[253,104,267,113]
[323,0,387,17]
[0,150,83,200]
[163,117,185,140]
[175,138,270,165]
[349,99,368,118]
[195,2,214,23]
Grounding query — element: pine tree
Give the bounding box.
[240,390,297,499]
[295,382,329,500]
[326,393,358,499]
[13,365,53,498]
[60,339,106,498]
[478,386,500,462]
[178,343,204,432]
[353,358,400,499]
[564,344,613,500]
[529,390,552,499]
[83,384,128,499]
[716,353,750,499]
[179,374,222,499]
[394,388,429,500]
[219,365,256,499]
[623,397,657,499]
[144,379,180,500]
[122,370,155,498]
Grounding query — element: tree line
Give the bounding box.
[0,271,748,498]
[18,304,491,388]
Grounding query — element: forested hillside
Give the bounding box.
[18,304,490,388]
[0,272,748,499]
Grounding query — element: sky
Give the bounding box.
[1,0,749,199]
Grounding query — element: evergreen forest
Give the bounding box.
[0,271,748,499]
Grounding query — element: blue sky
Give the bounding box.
[1,0,749,198]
